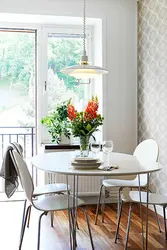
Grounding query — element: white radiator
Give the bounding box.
[45,172,101,196]
[44,148,120,200]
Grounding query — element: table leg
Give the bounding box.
[66,175,73,250]
[73,176,79,249]
[67,175,94,250]
[138,174,144,249]
[146,173,150,250]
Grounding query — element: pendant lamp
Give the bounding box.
[60,0,108,83]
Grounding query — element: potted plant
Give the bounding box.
[41,101,71,144]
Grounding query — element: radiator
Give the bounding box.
[44,148,119,200]
[45,172,101,196]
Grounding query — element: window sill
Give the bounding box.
[44,144,80,150]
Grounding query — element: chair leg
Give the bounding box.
[149,189,161,233]
[51,211,54,227]
[163,206,167,240]
[70,209,77,247]
[20,200,27,243]
[19,205,31,250]
[115,201,123,243]
[117,188,122,219]
[101,191,105,223]
[37,212,48,250]
[70,209,79,230]
[68,209,73,250]
[101,186,105,223]
[154,205,161,232]
[94,184,103,225]
[27,205,32,228]
[81,207,94,250]
[124,203,133,250]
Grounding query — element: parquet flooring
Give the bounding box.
[0,201,167,249]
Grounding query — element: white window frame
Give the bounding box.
[38,25,94,144]
[0,21,103,146]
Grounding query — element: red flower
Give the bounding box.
[84,98,99,121]
[68,104,76,121]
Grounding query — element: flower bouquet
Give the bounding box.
[68,96,104,156]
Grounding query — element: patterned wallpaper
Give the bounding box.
[138,0,167,194]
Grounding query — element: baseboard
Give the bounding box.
[78,193,117,205]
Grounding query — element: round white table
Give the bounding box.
[31,151,160,176]
[31,151,161,250]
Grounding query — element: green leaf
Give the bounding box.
[80,130,86,135]
[86,124,92,131]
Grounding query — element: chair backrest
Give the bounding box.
[10,142,23,156]
[133,139,159,186]
[12,150,34,203]
[133,139,159,164]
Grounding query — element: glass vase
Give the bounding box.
[79,135,90,157]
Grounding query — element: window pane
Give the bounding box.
[47,34,90,113]
[0,31,35,127]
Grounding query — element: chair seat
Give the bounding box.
[33,194,84,211]
[121,191,167,205]
[33,183,70,197]
[102,178,146,188]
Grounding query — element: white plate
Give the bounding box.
[71,160,102,169]
[74,157,99,163]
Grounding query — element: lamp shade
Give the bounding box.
[61,64,108,79]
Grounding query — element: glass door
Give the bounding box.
[0,29,36,193]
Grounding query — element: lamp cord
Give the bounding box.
[83,0,86,56]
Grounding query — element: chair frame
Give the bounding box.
[115,200,167,250]
[11,150,94,250]
[94,139,161,233]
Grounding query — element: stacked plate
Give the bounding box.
[72,157,102,170]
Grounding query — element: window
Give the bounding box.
[39,27,93,143]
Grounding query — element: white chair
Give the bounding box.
[10,142,71,230]
[12,150,94,250]
[115,191,167,249]
[94,139,160,231]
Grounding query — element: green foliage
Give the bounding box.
[70,112,104,138]
[48,37,82,90]
[0,32,35,89]
[41,101,71,144]
[0,33,83,92]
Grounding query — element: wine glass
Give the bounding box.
[102,140,114,166]
[90,141,101,158]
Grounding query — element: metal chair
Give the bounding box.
[12,150,94,250]
[115,191,167,249]
[95,139,161,231]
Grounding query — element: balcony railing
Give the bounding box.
[0,126,35,193]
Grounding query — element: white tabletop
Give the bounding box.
[31,151,160,176]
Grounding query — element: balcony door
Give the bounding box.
[0,29,36,194]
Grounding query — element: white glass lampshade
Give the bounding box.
[61,64,108,79]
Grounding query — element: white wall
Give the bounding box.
[0,0,138,154]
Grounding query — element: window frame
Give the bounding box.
[38,25,94,144]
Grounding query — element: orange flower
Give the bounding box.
[84,98,99,121]
[68,104,76,121]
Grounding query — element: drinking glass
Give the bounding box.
[102,140,114,166]
[90,141,101,158]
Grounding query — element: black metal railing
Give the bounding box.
[0,126,35,192]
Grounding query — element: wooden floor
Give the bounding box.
[0,202,167,250]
